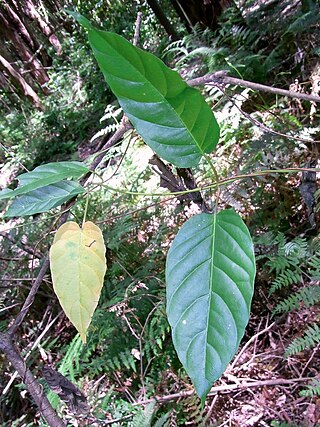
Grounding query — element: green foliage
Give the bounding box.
[0,162,88,200]
[257,233,320,313]
[1,2,320,425]
[164,0,319,86]
[0,33,111,169]
[131,402,170,427]
[285,323,320,357]
[257,232,320,365]
[166,210,255,401]
[0,161,88,217]
[4,181,85,218]
[273,285,320,314]
[300,379,320,397]
[269,270,302,296]
[75,15,220,168]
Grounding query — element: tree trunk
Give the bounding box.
[169,0,232,31]
[169,0,192,32]
[146,0,180,40]
[22,0,62,55]
[0,71,18,106]
[2,0,35,50]
[0,54,43,109]
[5,0,52,67]
[0,10,49,90]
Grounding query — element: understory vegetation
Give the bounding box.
[1,0,320,426]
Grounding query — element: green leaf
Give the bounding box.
[0,188,13,200]
[4,181,85,217]
[76,17,219,168]
[49,221,107,343]
[0,161,88,200]
[166,210,255,401]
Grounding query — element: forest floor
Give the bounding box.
[204,304,320,426]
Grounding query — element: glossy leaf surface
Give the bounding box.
[4,181,85,217]
[166,210,255,401]
[0,161,88,200]
[49,221,107,343]
[76,15,220,168]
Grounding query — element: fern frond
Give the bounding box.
[181,395,204,426]
[58,334,83,381]
[132,402,156,427]
[273,285,320,314]
[283,238,308,259]
[90,104,122,142]
[285,323,320,357]
[100,105,122,122]
[108,348,137,373]
[269,269,301,295]
[153,412,170,427]
[307,253,320,279]
[300,380,320,397]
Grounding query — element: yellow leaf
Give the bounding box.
[49,221,107,343]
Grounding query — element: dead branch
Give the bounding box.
[0,332,65,427]
[0,230,42,258]
[131,376,319,406]
[188,71,320,104]
[7,256,50,337]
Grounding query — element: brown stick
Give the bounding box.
[0,332,65,427]
[133,12,143,47]
[188,71,320,104]
[0,230,42,258]
[132,376,318,406]
[7,256,50,337]
[0,54,43,109]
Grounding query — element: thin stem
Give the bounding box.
[101,167,320,198]
[82,189,90,227]
[204,153,219,183]
[204,153,221,211]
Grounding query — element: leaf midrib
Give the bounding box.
[206,214,217,378]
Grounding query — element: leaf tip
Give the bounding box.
[66,10,92,30]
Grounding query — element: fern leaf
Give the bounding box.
[269,269,301,295]
[285,323,320,357]
[273,285,320,314]
[300,380,320,397]
[132,402,156,427]
[153,412,170,427]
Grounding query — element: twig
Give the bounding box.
[0,332,65,427]
[0,230,42,258]
[219,87,319,144]
[0,302,21,313]
[133,12,143,47]
[3,312,62,395]
[131,376,318,406]
[101,414,133,425]
[89,117,132,171]
[230,321,275,369]
[188,71,320,104]
[7,256,50,336]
